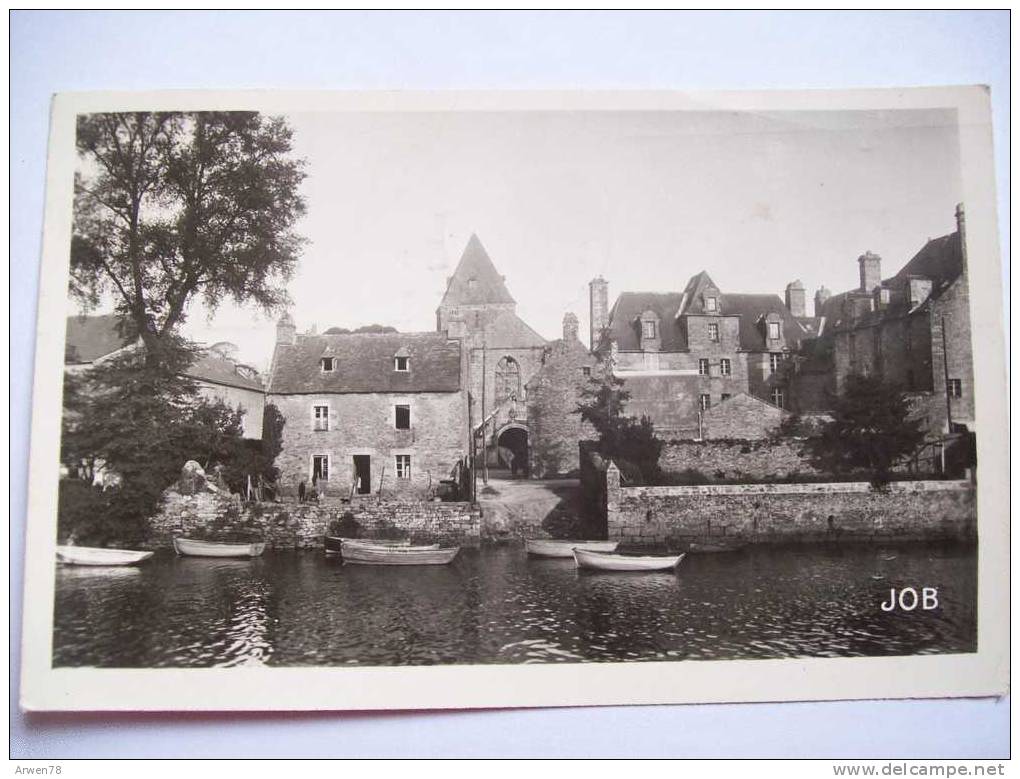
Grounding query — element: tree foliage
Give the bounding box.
[575,368,663,484]
[60,342,281,544]
[71,111,307,355]
[804,374,926,485]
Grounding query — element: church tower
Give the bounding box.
[436,234,517,338]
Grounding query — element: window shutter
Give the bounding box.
[329,407,338,429]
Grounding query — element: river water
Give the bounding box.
[52,543,977,667]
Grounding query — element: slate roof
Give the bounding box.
[438,234,516,308]
[184,352,264,392]
[603,292,686,351]
[722,293,810,351]
[66,313,263,390]
[268,332,462,394]
[603,286,812,353]
[822,229,964,333]
[64,314,135,364]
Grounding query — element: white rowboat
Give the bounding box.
[573,548,685,572]
[56,546,153,566]
[341,543,460,566]
[342,539,440,551]
[526,539,619,558]
[173,537,266,558]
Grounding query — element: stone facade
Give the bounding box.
[269,390,468,499]
[525,332,598,477]
[605,463,976,546]
[148,486,481,549]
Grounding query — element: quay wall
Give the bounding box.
[605,463,976,546]
[147,487,481,550]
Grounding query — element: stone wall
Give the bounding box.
[526,338,597,477]
[605,462,976,546]
[147,487,481,549]
[658,437,821,481]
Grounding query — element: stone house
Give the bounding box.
[64,315,266,439]
[525,313,598,477]
[791,204,974,437]
[266,318,469,499]
[436,234,548,472]
[589,270,818,438]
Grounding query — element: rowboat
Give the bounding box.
[55,546,153,566]
[343,539,440,551]
[341,543,460,566]
[573,548,685,572]
[525,539,619,558]
[172,537,266,558]
[326,537,440,554]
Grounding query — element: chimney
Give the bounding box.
[814,285,831,317]
[562,312,579,342]
[858,251,882,293]
[276,312,296,345]
[784,279,806,317]
[955,202,968,271]
[589,276,609,351]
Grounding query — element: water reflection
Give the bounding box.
[52,543,977,668]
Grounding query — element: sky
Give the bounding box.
[78,107,963,371]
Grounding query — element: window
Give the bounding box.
[770,388,785,409]
[769,353,782,375]
[948,379,962,398]
[767,321,781,341]
[641,320,657,340]
[721,393,732,402]
[699,394,711,411]
[312,455,329,481]
[394,356,409,372]
[720,358,731,376]
[395,454,411,480]
[320,357,335,372]
[698,358,710,376]
[495,356,521,401]
[705,296,718,313]
[707,323,720,342]
[313,404,329,431]
[395,404,411,430]
[581,366,591,377]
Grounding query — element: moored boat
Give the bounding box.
[573,548,685,572]
[55,546,154,567]
[525,539,619,558]
[173,537,266,558]
[341,542,459,566]
[342,539,440,551]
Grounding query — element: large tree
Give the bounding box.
[71,111,307,357]
[575,368,663,485]
[805,374,926,485]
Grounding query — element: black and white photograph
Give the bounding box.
[19,88,1007,713]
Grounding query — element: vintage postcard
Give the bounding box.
[19,88,1008,711]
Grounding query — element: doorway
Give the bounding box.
[496,426,529,477]
[353,455,372,495]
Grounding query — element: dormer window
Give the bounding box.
[705,296,718,313]
[641,320,657,340]
[767,321,781,341]
[320,357,336,372]
[394,356,409,372]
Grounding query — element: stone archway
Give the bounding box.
[495,423,529,477]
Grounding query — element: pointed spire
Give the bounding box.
[438,234,516,308]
